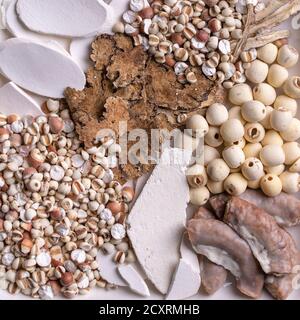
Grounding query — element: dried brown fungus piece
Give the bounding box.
[65,34,225,180]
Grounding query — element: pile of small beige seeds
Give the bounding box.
[114,0,264,86]
[185,42,300,203]
[0,100,135,299]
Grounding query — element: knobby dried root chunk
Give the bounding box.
[187,218,264,299]
[65,34,225,180]
[224,197,299,275]
[192,207,228,295]
[265,274,296,300]
[200,256,228,295]
[210,190,300,227]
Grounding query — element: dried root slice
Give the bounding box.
[244,30,290,50]
[187,218,264,299]
[224,197,299,275]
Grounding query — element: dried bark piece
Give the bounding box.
[224,197,299,275]
[91,34,116,71]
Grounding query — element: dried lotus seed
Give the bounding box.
[265,164,285,176]
[270,108,292,132]
[274,95,297,117]
[207,179,224,194]
[253,83,276,106]
[260,145,285,167]
[228,84,253,105]
[186,164,208,188]
[279,171,300,194]
[280,118,300,142]
[224,173,247,196]
[259,106,273,130]
[205,126,223,147]
[241,157,264,181]
[186,114,209,138]
[189,187,210,206]
[260,174,282,197]
[241,100,266,122]
[222,145,245,169]
[261,130,283,147]
[244,123,265,143]
[243,143,262,159]
[245,60,269,84]
[206,103,229,126]
[282,142,300,165]
[220,119,244,143]
[207,158,230,182]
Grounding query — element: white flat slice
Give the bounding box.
[0,81,42,116]
[5,0,68,49]
[97,251,127,287]
[166,259,201,300]
[69,37,94,72]
[0,39,85,98]
[118,264,150,297]
[16,0,110,38]
[180,232,200,274]
[127,148,191,294]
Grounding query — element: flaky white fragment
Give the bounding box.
[180,233,200,274]
[127,148,191,294]
[166,259,201,300]
[16,0,110,38]
[118,264,150,297]
[0,82,42,116]
[97,251,127,287]
[0,39,85,98]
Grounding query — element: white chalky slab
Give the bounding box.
[69,37,95,73]
[16,0,110,38]
[69,1,117,72]
[127,148,191,294]
[0,82,42,116]
[180,232,200,274]
[118,264,150,297]
[97,251,127,287]
[0,38,85,98]
[5,0,68,49]
[166,259,201,300]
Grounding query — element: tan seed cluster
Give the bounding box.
[0,100,135,299]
